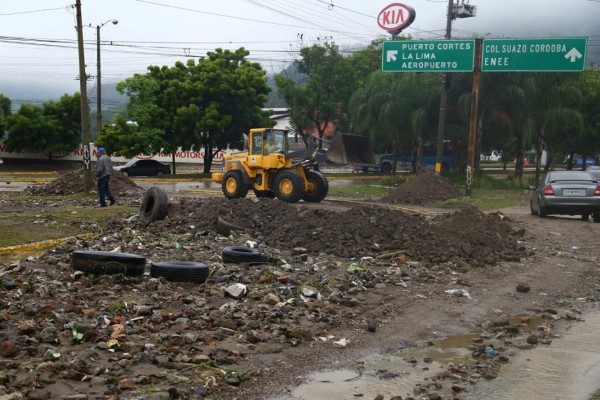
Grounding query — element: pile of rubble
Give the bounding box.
[380,172,463,205]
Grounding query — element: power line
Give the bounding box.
[313,0,375,19]
[242,0,370,44]
[0,5,70,16]
[134,0,364,35]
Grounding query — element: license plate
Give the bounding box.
[563,189,585,196]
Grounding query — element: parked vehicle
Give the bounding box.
[114,159,171,177]
[378,153,458,173]
[530,170,600,221]
[564,154,597,167]
[480,150,502,162]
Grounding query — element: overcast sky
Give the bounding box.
[1,0,599,102]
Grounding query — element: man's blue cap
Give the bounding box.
[97,147,106,153]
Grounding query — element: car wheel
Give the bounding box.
[530,199,536,215]
[594,212,600,223]
[71,250,146,276]
[222,246,264,264]
[122,171,129,177]
[537,196,547,218]
[581,213,590,221]
[380,163,392,173]
[150,261,209,283]
[140,187,168,226]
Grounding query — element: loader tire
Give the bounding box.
[273,169,305,203]
[71,250,146,276]
[150,261,210,283]
[140,187,168,226]
[254,189,275,199]
[303,170,329,203]
[223,171,249,199]
[222,246,263,264]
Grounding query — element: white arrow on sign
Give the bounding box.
[564,48,583,62]
[386,50,398,62]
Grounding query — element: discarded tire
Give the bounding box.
[222,246,263,264]
[140,187,168,226]
[150,261,210,283]
[71,250,146,276]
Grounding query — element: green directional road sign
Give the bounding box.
[382,40,475,72]
[481,38,587,72]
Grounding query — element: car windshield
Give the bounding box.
[122,159,138,167]
[549,171,594,182]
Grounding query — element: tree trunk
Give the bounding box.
[391,138,398,176]
[514,133,524,183]
[534,127,543,185]
[203,143,213,174]
[415,136,423,174]
[474,110,484,174]
[171,153,176,175]
[566,152,574,170]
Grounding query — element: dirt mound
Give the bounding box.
[147,197,525,267]
[380,172,462,205]
[23,168,144,197]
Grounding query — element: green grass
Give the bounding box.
[436,173,533,211]
[327,184,390,199]
[0,193,134,248]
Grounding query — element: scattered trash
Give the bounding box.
[333,338,349,348]
[445,289,472,299]
[486,345,496,359]
[347,264,363,273]
[245,240,257,248]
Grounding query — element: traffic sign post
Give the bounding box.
[382,40,475,72]
[481,37,587,72]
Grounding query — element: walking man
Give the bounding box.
[95,147,116,207]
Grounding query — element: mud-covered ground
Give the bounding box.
[1,170,600,400]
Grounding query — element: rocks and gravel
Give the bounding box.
[0,169,594,400]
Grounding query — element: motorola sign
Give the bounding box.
[377,3,416,35]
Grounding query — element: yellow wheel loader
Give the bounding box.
[211,128,375,203]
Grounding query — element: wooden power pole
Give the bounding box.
[75,0,92,193]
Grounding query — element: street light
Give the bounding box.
[95,19,118,135]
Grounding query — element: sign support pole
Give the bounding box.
[435,0,454,174]
[466,38,482,197]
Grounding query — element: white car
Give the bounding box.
[481,150,502,162]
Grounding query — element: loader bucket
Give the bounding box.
[326,134,376,165]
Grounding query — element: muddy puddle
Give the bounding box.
[272,313,600,400]
[0,248,48,264]
[466,311,600,400]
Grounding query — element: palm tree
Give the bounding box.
[349,72,439,174]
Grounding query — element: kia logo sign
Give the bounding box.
[377,3,416,35]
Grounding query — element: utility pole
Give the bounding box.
[466,38,482,197]
[75,0,92,193]
[434,0,454,175]
[96,25,102,135]
[96,19,118,135]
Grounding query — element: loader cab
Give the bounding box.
[249,129,287,156]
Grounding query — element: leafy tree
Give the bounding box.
[113,48,273,173]
[0,94,11,135]
[5,93,81,159]
[275,42,355,148]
